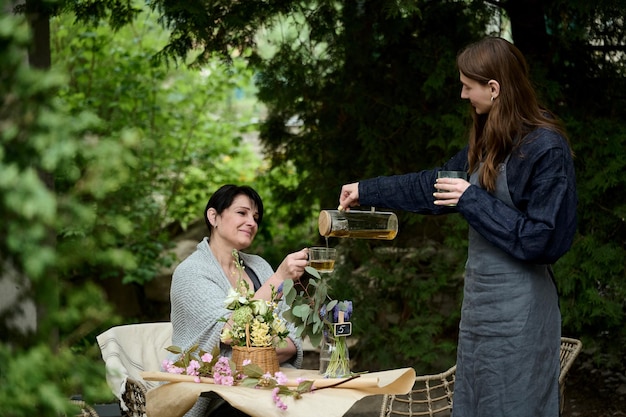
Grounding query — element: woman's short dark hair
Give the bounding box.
[204,184,264,234]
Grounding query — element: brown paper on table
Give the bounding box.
[143,367,416,417]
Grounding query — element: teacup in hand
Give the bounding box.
[308,247,337,273]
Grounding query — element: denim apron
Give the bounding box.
[452,159,561,417]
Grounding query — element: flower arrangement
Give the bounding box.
[163,344,313,410]
[319,300,353,377]
[281,267,354,377]
[219,251,289,348]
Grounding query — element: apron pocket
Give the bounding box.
[461,270,533,337]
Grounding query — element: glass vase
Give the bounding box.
[319,332,350,378]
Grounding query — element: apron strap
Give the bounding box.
[547,264,561,309]
[245,265,262,292]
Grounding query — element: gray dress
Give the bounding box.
[452,160,561,417]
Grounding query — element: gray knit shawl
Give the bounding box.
[170,237,303,368]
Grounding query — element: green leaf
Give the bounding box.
[282,309,295,322]
[211,345,221,358]
[284,280,296,304]
[296,380,314,394]
[240,377,259,387]
[292,304,311,319]
[305,266,321,279]
[283,279,294,295]
[242,363,264,378]
[295,326,305,337]
[309,332,323,348]
[312,318,324,334]
[166,345,182,354]
[325,299,338,312]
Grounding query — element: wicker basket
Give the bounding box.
[231,324,279,374]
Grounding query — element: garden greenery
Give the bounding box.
[3,1,626,415]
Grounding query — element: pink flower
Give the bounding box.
[222,375,235,386]
[168,348,312,406]
[161,359,173,371]
[274,372,288,385]
[212,356,234,386]
[272,387,288,410]
[170,366,184,374]
[213,357,231,374]
[162,359,185,374]
[186,360,200,376]
[214,372,235,386]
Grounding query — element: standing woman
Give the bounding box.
[338,37,577,417]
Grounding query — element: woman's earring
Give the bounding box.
[491,96,494,102]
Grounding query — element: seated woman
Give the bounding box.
[170,184,309,417]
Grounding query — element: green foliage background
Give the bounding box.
[0,4,130,414]
[0,1,285,414]
[51,8,265,286]
[148,0,626,374]
[2,0,626,414]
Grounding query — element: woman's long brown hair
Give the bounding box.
[456,37,568,192]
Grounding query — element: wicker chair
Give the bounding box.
[97,322,173,417]
[380,365,456,417]
[379,337,582,417]
[71,399,100,417]
[558,337,583,412]
[120,378,149,417]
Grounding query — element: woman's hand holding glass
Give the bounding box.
[434,172,470,206]
[274,248,309,282]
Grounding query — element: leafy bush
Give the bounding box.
[51,7,264,286]
[1,3,126,413]
[556,117,626,366]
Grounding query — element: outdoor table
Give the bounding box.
[142,367,416,417]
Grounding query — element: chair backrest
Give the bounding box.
[97,322,173,399]
[558,337,582,412]
[380,365,456,417]
[379,337,583,417]
[558,336,582,385]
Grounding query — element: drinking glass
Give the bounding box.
[436,171,468,206]
[436,170,468,185]
[308,247,337,273]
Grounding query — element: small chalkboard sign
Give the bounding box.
[333,322,352,337]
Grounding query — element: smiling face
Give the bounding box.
[460,71,495,115]
[209,194,259,249]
